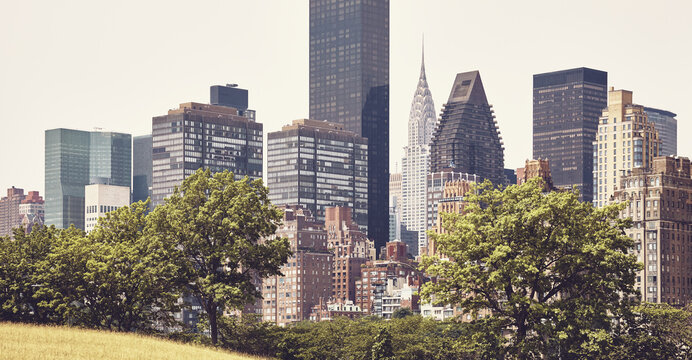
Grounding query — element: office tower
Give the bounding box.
[267,119,368,230]
[425,171,479,254]
[84,183,130,233]
[430,71,505,186]
[428,179,474,257]
[0,187,43,237]
[326,206,375,304]
[644,107,677,156]
[517,159,555,191]
[594,89,661,207]
[45,129,131,230]
[132,135,153,205]
[504,168,517,186]
[210,84,256,121]
[260,205,332,326]
[613,156,691,306]
[151,102,262,207]
[309,0,390,250]
[533,68,607,202]
[401,47,437,257]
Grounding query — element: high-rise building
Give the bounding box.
[132,135,153,206]
[151,102,262,207]
[401,46,437,257]
[0,187,43,237]
[260,205,332,326]
[267,119,368,230]
[430,71,505,186]
[613,156,691,306]
[309,0,389,251]
[644,107,677,156]
[533,68,607,202]
[389,172,402,243]
[325,206,375,304]
[594,88,661,207]
[425,170,479,254]
[84,183,131,233]
[429,179,474,257]
[45,129,131,229]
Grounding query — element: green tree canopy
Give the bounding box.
[147,168,291,344]
[420,178,641,358]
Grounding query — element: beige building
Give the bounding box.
[613,156,691,306]
[594,88,661,207]
[84,183,130,233]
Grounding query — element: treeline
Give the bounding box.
[0,169,291,344]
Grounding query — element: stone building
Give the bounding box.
[1,188,44,237]
[613,156,692,306]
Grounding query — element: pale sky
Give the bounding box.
[1,0,690,194]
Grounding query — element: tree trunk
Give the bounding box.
[209,302,218,345]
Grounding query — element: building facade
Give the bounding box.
[594,89,661,207]
[425,171,479,254]
[45,129,131,230]
[151,102,262,207]
[516,159,555,191]
[84,183,131,233]
[325,206,375,304]
[132,135,153,206]
[401,47,437,258]
[260,205,332,326]
[613,156,691,306]
[267,119,368,229]
[309,0,390,251]
[0,187,43,237]
[644,107,677,157]
[533,68,607,202]
[430,71,505,186]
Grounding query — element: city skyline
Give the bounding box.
[1,0,691,194]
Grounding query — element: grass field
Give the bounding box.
[0,322,264,360]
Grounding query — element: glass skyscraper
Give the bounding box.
[132,134,153,206]
[309,0,389,250]
[643,107,677,156]
[430,71,505,186]
[45,129,131,229]
[533,67,607,202]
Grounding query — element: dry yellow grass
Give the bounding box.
[0,322,264,360]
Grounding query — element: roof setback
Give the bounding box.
[447,70,488,105]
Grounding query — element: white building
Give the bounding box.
[401,43,437,256]
[84,183,130,233]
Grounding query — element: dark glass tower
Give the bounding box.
[430,71,505,186]
[533,68,607,202]
[132,135,152,206]
[309,0,389,250]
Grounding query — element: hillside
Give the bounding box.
[0,322,263,360]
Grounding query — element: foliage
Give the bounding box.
[420,178,642,359]
[391,307,413,319]
[147,168,291,344]
[371,325,394,360]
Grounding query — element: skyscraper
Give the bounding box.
[309,0,389,250]
[533,68,607,202]
[401,46,436,256]
[45,129,131,229]
[644,107,677,156]
[0,187,44,237]
[430,71,505,186]
[594,88,661,207]
[132,135,152,206]
[151,102,262,207]
[267,119,368,229]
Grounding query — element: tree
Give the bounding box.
[392,307,413,319]
[83,200,183,331]
[371,325,394,360]
[0,226,58,323]
[420,178,641,359]
[147,168,291,344]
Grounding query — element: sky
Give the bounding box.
[1,0,690,194]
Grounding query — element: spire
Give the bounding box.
[420,35,426,80]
